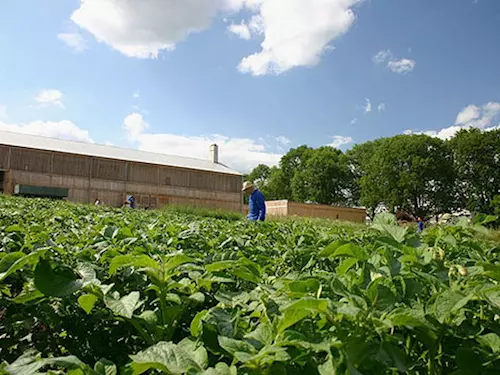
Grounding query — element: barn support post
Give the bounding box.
[88,157,93,204]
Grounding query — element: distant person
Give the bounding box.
[125,195,136,209]
[242,181,266,221]
[417,217,424,233]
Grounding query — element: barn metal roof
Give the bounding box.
[0,130,241,176]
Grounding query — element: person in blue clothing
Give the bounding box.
[242,181,266,221]
[417,217,424,233]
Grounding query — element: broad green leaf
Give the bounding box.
[0,252,25,273]
[165,293,182,305]
[337,258,358,275]
[77,263,99,286]
[78,294,98,314]
[129,341,202,375]
[218,336,257,356]
[177,338,208,369]
[318,359,337,375]
[138,310,158,325]
[34,259,82,297]
[319,240,347,257]
[201,363,237,375]
[231,267,260,283]
[189,292,205,304]
[205,260,238,272]
[288,278,320,294]
[94,358,117,375]
[164,254,194,273]
[244,323,273,347]
[190,309,209,337]
[105,291,142,319]
[0,251,44,282]
[12,289,44,304]
[108,255,158,275]
[331,243,367,261]
[433,290,472,323]
[387,308,432,329]
[373,224,408,243]
[477,333,500,353]
[278,298,329,333]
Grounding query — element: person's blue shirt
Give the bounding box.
[248,189,266,221]
[418,221,424,232]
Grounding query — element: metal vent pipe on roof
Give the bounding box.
[210,144,219,164]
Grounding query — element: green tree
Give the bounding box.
[345,139,384,206]
[450,128,500,213]
[291,147,353,205]
[279,145,314,199]
[360,134,455,217]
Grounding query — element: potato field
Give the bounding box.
[1,196,500,374]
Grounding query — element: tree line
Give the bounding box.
[244,128,500,218]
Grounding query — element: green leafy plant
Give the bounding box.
[1,196,500,374]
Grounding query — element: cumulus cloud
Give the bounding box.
[328,135,353,148]
[372,49,392,64]
[237,0,361,75]
[275,135,291,146]
[377,103,386,112]
[123,113,150,141]
[70,0,241,59]
[364,98,372,113]
[228,21,251,40]
[57,32,88,52]
[0,119,93,142]
[69,0,362,75]
[35,90,64,108]
[387,58,416,74]
[121,113,281,172]
[405,101,500,140]
[373,49,416,74]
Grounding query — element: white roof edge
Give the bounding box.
[0,130,241,176]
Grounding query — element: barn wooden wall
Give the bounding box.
[0,145,242,211]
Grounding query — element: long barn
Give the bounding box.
[0,131,243,211]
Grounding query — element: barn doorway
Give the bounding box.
[0,170,5,193]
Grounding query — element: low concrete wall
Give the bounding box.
[287,201,366,223]
[244,200,366,223]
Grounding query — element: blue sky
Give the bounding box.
[0,0,499,172]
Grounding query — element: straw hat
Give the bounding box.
[242,181,254,191]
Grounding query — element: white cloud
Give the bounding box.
[364,98,372,113]
[238,0,361,76]
[35,90,64,108]
[350,118,358,125]
[138,133,281,172]
[328,135,353,148]
[133,90,140,99]
[406,101,500,140]
[372,49,392,64]
[123,113,150,141]
[57,32,88,52]
[228,21,251,40]
[70,0,241,59]
[69,0,362,75]
[275,135,291,145]
[387,58,416,74]
[377,102,386,112]
[121,113,281,172]
[455,104,480,125]
[0,119,93,143]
